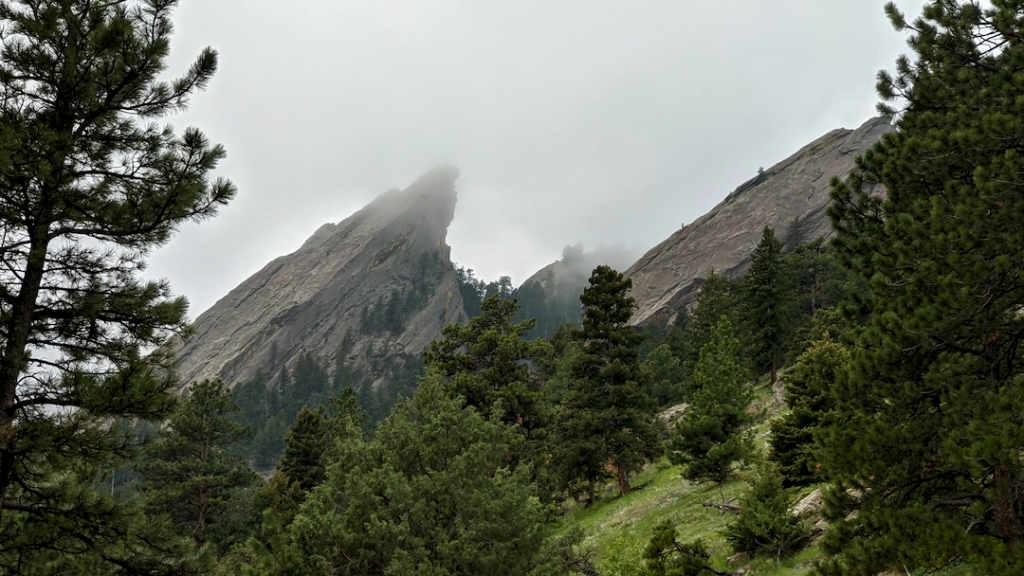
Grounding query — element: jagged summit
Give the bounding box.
[175,166,466,388]
[626,117,891,325]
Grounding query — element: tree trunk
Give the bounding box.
[810,270,819,315]
[617,465,630,496]
[770,360,777,387]
[587,481,595,506]
[993,464,1024,544]
[0,229,51,515]
[196,488,208,547]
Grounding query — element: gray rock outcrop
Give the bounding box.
[626,117,891,325]
[175,165,467,388]
[793,489,824,517]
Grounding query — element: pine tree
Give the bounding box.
[279,406,330,492]
[668,317,751,485]
[0,482,201,575]
[251,471,305,528]
[252,413,289,469]
[819,2,1024,573]
[682,270,735,383]
[641,344,687,406]
[724,465,811,559]
[291,374,549,575]
[740,227,787,385]
[769,336,847,487]
[0,1,233,570]
[232,373,275,434]
[558,266,661,499]
[290,353,329,403]
[140,380,257,550]
[664,308,691,368]
[643,521,713,576]
[233,509,310,576]
[238,390,366,576]
[425,294,550,435]
[331,332,359,394]
[780,238,850,320]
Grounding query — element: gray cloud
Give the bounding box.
[146,0,925,318]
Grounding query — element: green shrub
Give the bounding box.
[723,467,810,559]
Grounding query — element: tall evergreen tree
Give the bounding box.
[230,508,310,576]
[232,372,276,435]
[279,407,330,492]
[331,332,359,393]
[740,226,786,385]
[140,380,257,550]
[0,0,233,570]
[425,295,550,435]
[663,308,691,367]
[769,336,847,487]
[288,353,329,404]
[641,344,687,407]
[668,317,750,485]
[682,270,735,383]
[558,266,661,499]
[780,238,849,320]
[251,471,305,529]
[455,266,487,318]
[820,2,1024,573]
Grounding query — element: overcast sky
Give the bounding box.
[146,0,926,319]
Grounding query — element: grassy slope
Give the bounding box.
[555,460,825,576]
[552,377,975,576]
[554,380,827,575]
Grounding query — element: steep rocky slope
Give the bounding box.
[175,165,467,388]
[626,117,891,325]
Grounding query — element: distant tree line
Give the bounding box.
[455,244,598,340]
[229,334,424,468]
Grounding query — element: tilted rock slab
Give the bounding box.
[175,165,467,388]
[626,117,891,325]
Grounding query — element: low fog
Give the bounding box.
[521,243,645,289]
[146,1,926,318]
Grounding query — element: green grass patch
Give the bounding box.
[553,459,827,575]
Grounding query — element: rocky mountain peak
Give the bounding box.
[175,165,466,389]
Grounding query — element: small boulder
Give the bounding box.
[658,402,688,426]
[792,489,824,517]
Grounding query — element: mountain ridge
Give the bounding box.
[625,117,891,325]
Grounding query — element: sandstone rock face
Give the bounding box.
[626,117,891,325]
[175,165,467,388]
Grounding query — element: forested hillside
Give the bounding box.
[3,1,1024,575]
[105,223,855,575]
